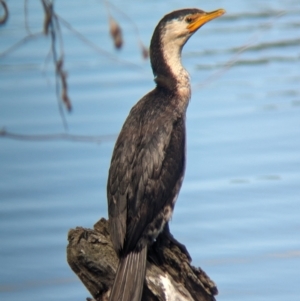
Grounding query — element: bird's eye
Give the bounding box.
[185,17,193,24]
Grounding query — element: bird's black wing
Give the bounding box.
[107,90,186,254]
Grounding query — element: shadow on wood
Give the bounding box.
[67,218,218,301]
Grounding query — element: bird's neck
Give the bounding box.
[150,37,191,111]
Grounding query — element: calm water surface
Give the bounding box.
[0,1,300,300]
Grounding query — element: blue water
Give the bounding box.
[1,1,300,300]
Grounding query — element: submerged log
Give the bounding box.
[67,218,218,301]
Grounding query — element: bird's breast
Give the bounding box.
[177,85,191,101]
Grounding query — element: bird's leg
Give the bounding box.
[148,222,191,266]
[160,223,192,262]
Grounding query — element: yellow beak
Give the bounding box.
[187,9,226,32]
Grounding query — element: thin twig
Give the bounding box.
[24,0,32,34]
[104,0,149,58]
[0,32,44,57]
[195,11,286,89]
[0,128,116,144]
[41,0,70,128]
[104,0,123,49]
[55,14,142,69]
[0,0,8,25]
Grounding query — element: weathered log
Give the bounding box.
[67,218,218,301]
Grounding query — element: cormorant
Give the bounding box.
[107,8,225,301]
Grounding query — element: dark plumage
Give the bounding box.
[107,8,225,301]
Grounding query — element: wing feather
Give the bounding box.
[107,90,185,254]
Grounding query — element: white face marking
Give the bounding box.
[160,20,192,101]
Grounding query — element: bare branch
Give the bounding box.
[195,11,286,90]
[0,0,8,25]
[105,0,149,59]
[24,0,32,34]
[0,128,116,144]
[55,14,142,69]
[0,32,44,58]
[108,16,123,49]
[67,218,217,301]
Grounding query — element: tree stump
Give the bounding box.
[67,218,218,301]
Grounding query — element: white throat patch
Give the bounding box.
[160,21,191,101]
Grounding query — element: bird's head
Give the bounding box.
[150,8,225,86]
[153,8,225,49]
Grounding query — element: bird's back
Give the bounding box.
[107,87,186,255]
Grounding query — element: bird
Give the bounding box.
[107,8,225,301]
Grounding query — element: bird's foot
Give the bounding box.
[156,223,192,262]
[163,230,192,262]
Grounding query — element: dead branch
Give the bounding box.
[0,128,116,144]
[67,218,218,301]
[0,0,8,25]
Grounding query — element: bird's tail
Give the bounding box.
[109,246,147,301]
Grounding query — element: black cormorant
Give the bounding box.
[107,8,225,301]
